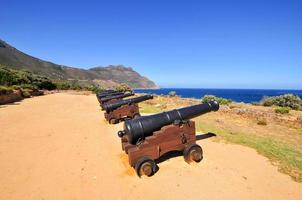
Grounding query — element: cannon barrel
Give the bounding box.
[97,89,115,95]
[122,101,219,144]
[96,90,116,96]
[103,95,153,113]
[97,91,124,99]
[100,92,134,103]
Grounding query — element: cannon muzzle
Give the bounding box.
[122,101,219,144]
[103,95,153,113]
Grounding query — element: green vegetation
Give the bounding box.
[251,102,260,106]
[0,65,105,93]
[21,90,31,98]
[261,94,302,110]
[139,104,162,113]
[202,95,232,105]
[88,85,105,94]
[275,106,291,114]
[196,122,302,182]
[0,65,56,90]
[114,83,132,92]
[0,85,13,95]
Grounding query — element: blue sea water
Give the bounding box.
[134,88,302,103]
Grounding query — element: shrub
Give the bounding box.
[0,67,18,85]
[168,91,177,97]
[275,106,291,114]
[251,102,259,106]
[261,94,302,110]
[257,118,267,125]
[21,90,31,98]
[202,95,232,105]
[19,84,36,90]
[0,65,56,90]
[89,85,105,94]
[114,83,132,92]
[0,86,13,95]
[54,81,71,90]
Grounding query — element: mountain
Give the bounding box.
[0,39,158,88]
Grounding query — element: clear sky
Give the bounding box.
[1,0,302,89]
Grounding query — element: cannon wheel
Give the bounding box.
[135,157,157,177]
[183,144,203,163]
[109,118,117,124]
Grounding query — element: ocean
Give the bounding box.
[134,88,302,103]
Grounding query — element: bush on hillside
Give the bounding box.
[0,66,56,90]
[0,65,109,93]
[114,83,132,92]
[89,85,105,94]
[54,81,71,90]
[275,106,291,114]
[261,94,302,110]
[21,89,31,98]
[0,86,13,95]
[202,95,232,105]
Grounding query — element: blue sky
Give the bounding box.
[1,0,302,89]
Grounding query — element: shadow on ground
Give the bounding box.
[0,101,22,108]
[155,132,216,165]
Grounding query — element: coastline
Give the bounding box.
[134,88,302,103]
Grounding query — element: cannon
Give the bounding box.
[104,95,153,124]
[96,91,124,104]
[117,101,219,177]
[97,91,123,99]
[99,92,135,108]
[98,89,115,95]
[96,90,117,98]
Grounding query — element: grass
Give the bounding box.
[139,103,162,113]
[195,121,302,182]
[275,106,291,114]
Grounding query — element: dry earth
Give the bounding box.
[0,93,302,200]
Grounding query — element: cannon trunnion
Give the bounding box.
[118,101,219,177]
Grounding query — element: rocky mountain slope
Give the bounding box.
[0,39,157,88]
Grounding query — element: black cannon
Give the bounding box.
[97,91,124,99]
[103,95,153,113]
[96,92,125,105]
[98,89,115,94]
[118,101,219,177]
[104,95,153,124]
[100,92,134,105]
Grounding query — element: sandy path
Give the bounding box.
[0,93,301,200]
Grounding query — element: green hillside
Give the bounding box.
[0,39,157,88]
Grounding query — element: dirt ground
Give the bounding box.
[0,93,302,200]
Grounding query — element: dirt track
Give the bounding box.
[0,93,301,200]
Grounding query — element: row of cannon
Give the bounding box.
[96,90,219,177]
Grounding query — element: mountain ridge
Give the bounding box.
[0,39,158,88]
